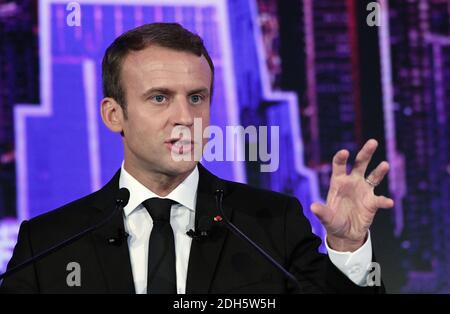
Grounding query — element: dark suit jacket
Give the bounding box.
[0,164,383,294]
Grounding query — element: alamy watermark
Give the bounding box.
[66,2,81,27]
[366,262,381,287]
[66,261,81,287]
[169,118,280,173]
[366,1,381,27]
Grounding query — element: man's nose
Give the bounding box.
[173,98,194,126]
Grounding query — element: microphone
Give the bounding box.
[213,181,302,292]
[107,228,129,246]
[186,216,214,240]
[0,188,130,281]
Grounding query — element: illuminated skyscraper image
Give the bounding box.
[0,0,449,293]
[380,0,450,293]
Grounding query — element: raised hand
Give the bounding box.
[310,139,394,252]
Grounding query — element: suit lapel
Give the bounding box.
[87,165,233,293]
[185,164,233,293]
[89,170,135,293]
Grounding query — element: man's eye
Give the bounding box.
[190,95,203,104]
[151,95,167,103]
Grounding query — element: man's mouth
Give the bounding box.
[165,138,195,154]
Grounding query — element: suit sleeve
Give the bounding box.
[284,197,385,294]
[0,220,40,293]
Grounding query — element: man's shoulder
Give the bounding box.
[25,189,104,234]
[26,169,120,231]
[223,179,299,208]
[198,163,300,208]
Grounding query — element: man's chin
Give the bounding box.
[163,159,198,177]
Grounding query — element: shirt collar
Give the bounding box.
[119,161,199,217]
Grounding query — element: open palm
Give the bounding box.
[311,139,394,251]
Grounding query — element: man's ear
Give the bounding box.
[100,97,125,134]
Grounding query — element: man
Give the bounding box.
[0,23,392,293]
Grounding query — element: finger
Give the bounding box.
[366,161,390,187]
[374,196,394,209]
[310,202,334,226]
[331,149,350,179]
[352,139,378,176]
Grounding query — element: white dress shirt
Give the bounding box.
[120,163,197,294]
[119,163,372,294]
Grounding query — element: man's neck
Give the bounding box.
[123,161,195,197]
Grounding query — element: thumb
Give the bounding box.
[310,202,333,226]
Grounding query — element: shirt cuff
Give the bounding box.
[325,231,373,286]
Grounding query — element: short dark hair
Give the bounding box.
[101,23,214,117]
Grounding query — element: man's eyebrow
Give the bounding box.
[141,88,174,99]
[189,88,210,96]
[141,87,210,99]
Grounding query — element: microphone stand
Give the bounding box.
[0,188,130,281]
[214,188,302,292]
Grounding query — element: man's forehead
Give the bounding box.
[121,46,212,93]
[133,62,207,76]
[124,46,210,74]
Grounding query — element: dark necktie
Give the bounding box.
[142,198,177,294]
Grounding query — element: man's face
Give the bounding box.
[119,45,211,177]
